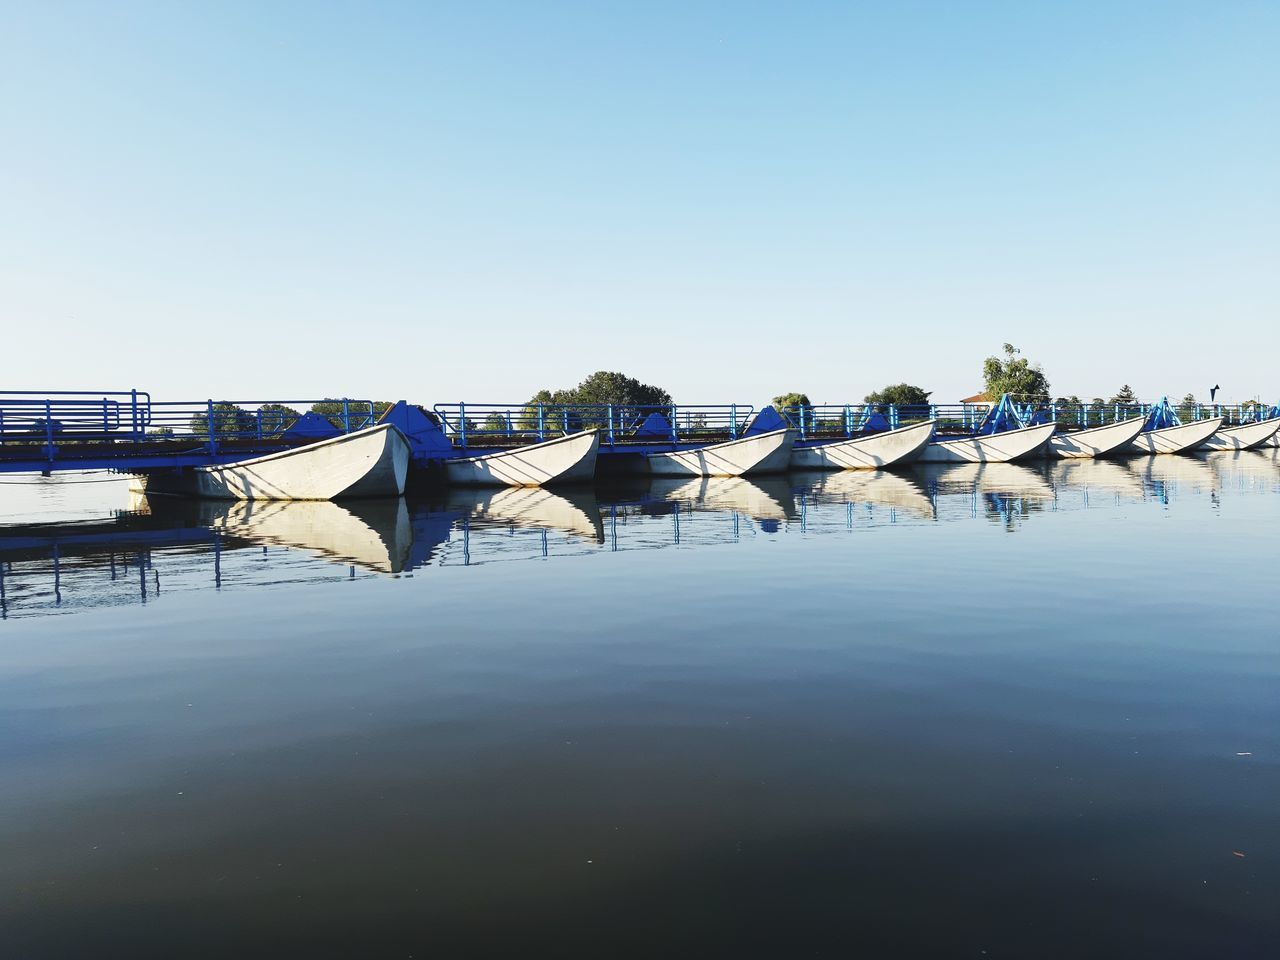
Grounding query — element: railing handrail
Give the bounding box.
[431,402,755,446]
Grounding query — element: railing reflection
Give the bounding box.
[3,449,1280,617]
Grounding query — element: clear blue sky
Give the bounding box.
[3,1,1276,407]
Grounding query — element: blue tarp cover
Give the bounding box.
[378,400,453,458]
[859,406,892,432]
[744,405,788,436]
[975,394,1026,435]
[633,412,673,438]
[1141,397,1181,432]
[283,411,341,440]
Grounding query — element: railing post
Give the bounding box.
[206,399,217,454]
[256,409,264,440]
[44,399,54,462]
[537,404,544,442]
[731,403,738,440]
[342,399,351,434]
[131,389,140,443]
[671,405,678,442]
[506,412,513,438]
[607,404,614,445]
[459,402,467,447]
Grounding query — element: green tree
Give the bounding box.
[522,371,673,434]
[982,343,1050,401]
[483,412,512,435]
[1177,392,1198,422]
[1109,384,1138,405]
[565,371,672,408]
[190,402,255,440]
[310,399,393,431]
[772,391,811,410]
[864,384,932,407]
[257,403,301,437]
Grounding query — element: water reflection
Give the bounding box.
[4,452,1280,618]
[148,495,415,574]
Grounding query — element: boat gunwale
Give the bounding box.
[1139,416,1223,438]
[192,423,406,473]
[927,421,1057,451]
[446,428,600,464]
[647,427,792,458]
[792,419,937,450]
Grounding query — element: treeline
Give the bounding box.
[185,400,395,439]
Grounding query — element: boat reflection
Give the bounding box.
[791,469,936,521]
[179,497,414,574]
[436,486,605,543]
[915,461,1056,500]
[643,476,798,523]
[1125,453,1218,503]
[6,452,1280,619]
[1046,459,1147,499]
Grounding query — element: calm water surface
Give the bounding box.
[1,453,1277,958]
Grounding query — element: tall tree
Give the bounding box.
[522,371,673,433]
[527,371,671,409]
[772,392,811,410]
[1110,385,1138,405]
[864,384,931,407]
[982,344,1050,401]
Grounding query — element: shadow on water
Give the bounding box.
[3,449,1280,617]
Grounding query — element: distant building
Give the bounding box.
[960,392,992,404]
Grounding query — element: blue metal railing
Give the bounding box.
[431,403,755,446]
[779,403,982,439]
[779,399,1279,439]
[0,391,380,465]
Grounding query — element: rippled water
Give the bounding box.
[1,452,1278,957]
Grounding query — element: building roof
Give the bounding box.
[961,392,992,404]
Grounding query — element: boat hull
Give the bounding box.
[1126,418,1222,455]
[916,423,1056,463]
[1198,418,1280,451]
[789,420,935,470]
[646,428,797,477]
[444,429,600,487]
[129,424,411,500]
[1047,417,1145,459]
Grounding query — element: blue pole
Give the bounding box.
[459,402,467,447]
[537,404,544,442]
[607,404,614,445]
[44,400,54,462]
[342,399,351,434]
[730,404,737,440]
[206,399,217,454]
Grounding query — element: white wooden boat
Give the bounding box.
[1198,418,1280,451]
[1047,417,1145,459]
[916,422,1056,463]
[647,476,796,521]
[445,429,599,486]
[444,485,604,541]
[129,423,410,500]
[789,420,935,470]
[203,497,413,573]
[646,428,797,477]
[1126,418,1222,455]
